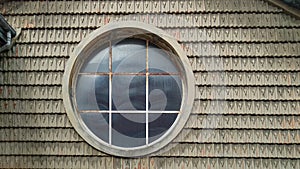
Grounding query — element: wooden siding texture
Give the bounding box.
[0,0,300,168]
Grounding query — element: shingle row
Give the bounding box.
[14,28,300,43]
[1,0,281,15]
[0,100,64,114]
[176,129,300,144]
[194,71,300,86]
[0,128,81,141]
[0,113,71,128]
[150,157,299,169]
[6,13,300,29]
[192,100,300,115]
[0,86,62,100]
[160,143,300,158]
[196,86,300,100]
[190,57,300,71]
[186,114,300,129]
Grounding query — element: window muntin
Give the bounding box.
[76,38,182,147]
[63,21,195,157]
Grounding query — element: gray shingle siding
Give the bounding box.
[0,0,300,168]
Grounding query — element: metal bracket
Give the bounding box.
[0,14,20,53]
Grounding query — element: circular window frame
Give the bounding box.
[63,21,195,157]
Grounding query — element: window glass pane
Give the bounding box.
[65,22,195,157]
[81,113,109,143]
[76,75,109,111]
[112,75,146,110]
[112,39,146,73]
[80,45,109,73]
[149,113,177,143]
[112,113,146,147]
[148,44,179,73]
[148,75,182,111]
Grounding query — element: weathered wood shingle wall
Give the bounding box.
[0,0,300,168]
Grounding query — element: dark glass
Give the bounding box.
[112,75,146,110]
[77,75,109,110]
[112,39,146,73]
[81,113,109,143]
[112,113,146,147]
[148,75,182,111]
[77,38,183,147]
[149,113,177,143]
[95,76,110,110]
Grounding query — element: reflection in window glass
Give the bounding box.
[80,44,110,73]
[64,22,195,157]
[76,75,109,111]
[112,39,146,73]
[149,75,182,111]
[149,113,177,143]
[112,75,146,111]
[76,38,183,148]
[81,113,109,143]
[112,113,146,147]
[149,44,179,73]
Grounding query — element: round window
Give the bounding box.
[63,21,195,157]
